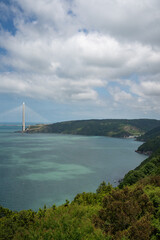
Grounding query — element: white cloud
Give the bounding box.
[0,0,160,118]
[109,87,133,102]
[0,72,100,102]
[0,2,10,21]
[141,81,160,97]
[73,0,160,46]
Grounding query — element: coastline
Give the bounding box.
[0,126,146,211]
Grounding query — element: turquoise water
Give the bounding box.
[0,125,146,211]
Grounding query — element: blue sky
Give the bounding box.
[0,0,160,122]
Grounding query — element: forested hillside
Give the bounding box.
[119,126,160,188]
[136,137,160,155]
[1,121,160,240]
[26,119,160,138]
[137,126,160,141]
[1,176,160,239]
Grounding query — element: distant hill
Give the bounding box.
[25,119,160,138]
[137,125,160,141]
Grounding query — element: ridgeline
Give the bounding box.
[1,119,160,240]
[25,118,160,138]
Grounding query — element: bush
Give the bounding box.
[94,186,153,239]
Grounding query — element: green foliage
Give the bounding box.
[0,206,13,218]
[137,137,160,154]
[119,150,160,188]
[73,183,113,206]
[37,208,45,218]
[0,209,35,240]
[137,126,160,141]
[52,204,56,211]
[119,170,145,188]
[141,178,160,240]
[73,192,98,205]
[129,126,160,188]
[94,186,154,239]
[0,204,107,240]
[1,177,160,240]
[151,218,160,240]
[26,119,160,137]
[96,182,112,195]
[128,214,153,240]
[64,199,70,207]
[2,119,160,239]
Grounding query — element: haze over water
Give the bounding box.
[0,125,146,211]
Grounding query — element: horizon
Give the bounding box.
[0,0,160,121]
[0,116,160,125]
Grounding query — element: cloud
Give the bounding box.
[0,72,100,102]
[0,2,10,21]
[73,0,160,46]
[140,81,160,97]
[109,87,133,102]
[0,0,160,118]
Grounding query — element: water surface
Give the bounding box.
[0,125,146,211]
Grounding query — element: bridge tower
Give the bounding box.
[22,102,25,132]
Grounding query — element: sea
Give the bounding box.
[0,123,147,211]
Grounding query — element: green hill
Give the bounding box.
[1,120,160,239]
[1,176,160,239]
[137,126,160,141]
[119,126,160,188]
[136,136,160,155]
[26,119,160,138]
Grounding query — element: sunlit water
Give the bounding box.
[0,124,146,211]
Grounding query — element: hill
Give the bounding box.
[137,125,160,141]
[136,136,160,155]
[25,119,160,138]
[1,120,160,239]
[1,176,160,239]
[119,126,160,188]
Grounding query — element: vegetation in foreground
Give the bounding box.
[1,175,160,240]
[1,124,160,239]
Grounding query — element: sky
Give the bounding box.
[0,0,160,123]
